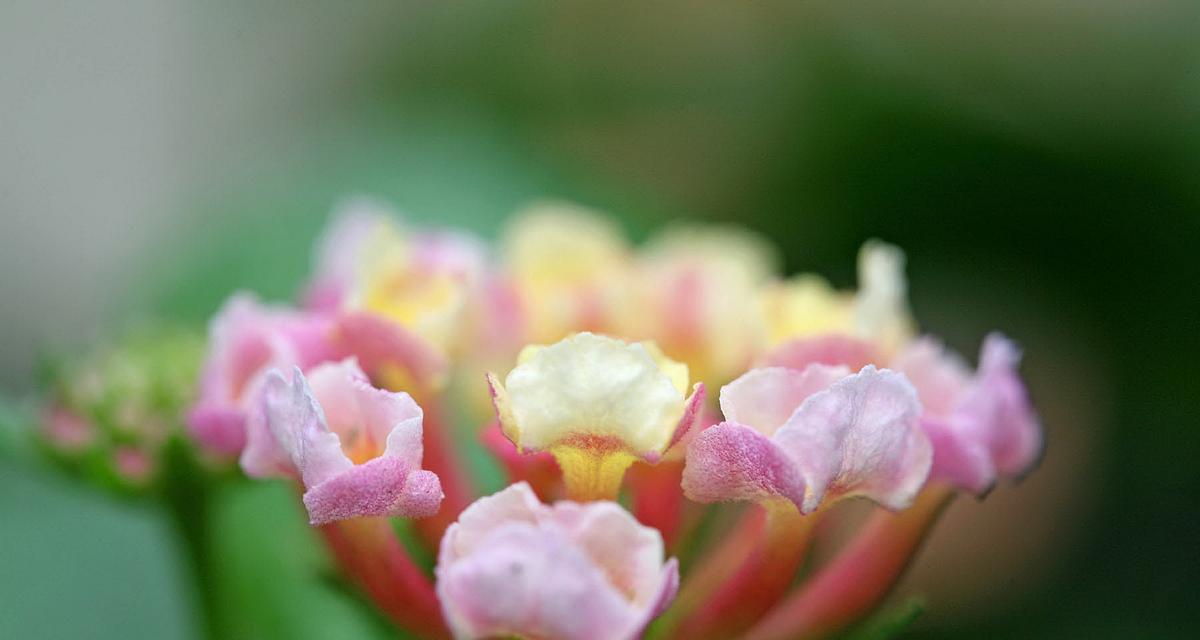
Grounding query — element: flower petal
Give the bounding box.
[497,333,687,456]
[436,482,677,640]
[259,367,352,488]
[335,311,449,391]
[303,459,442,525]
[681,422,807,507]
[719,366,849,438]
[438,522,640,640]
[963,334,1043,478]
[774,366,931,512]
[760,334,879,372]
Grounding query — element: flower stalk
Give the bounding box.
[744,485,956,640]
[318,517,449,638]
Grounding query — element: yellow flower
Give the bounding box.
[761,240,914,354]
[351,216,483,357]
[619,224,778,387]
[501,202,633,344]
[488,333,704,501]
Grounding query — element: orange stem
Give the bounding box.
[744,486,956,640]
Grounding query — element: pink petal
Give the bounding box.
[681,422,807,508]
[774,366,931,512]
[189,292,335,457]
[186,404,246,456]
[761,334,879,372]
[546,500,671,609]
[965,334,1043,478]
[437,483,676,640]
[719,366,849,437]
[303,198,384,311]
[303,459,442,525]
[920,415,996,495]
[666,383,707,452]
[335,312,449,390]
[438,523,640,640]
[891,336,972,417]
[443,482,543,560]
[259,368,351,487]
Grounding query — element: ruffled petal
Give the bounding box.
[964,334,1043,478]
[774,366,931,512]
[438,523,640,640]
[719,366,850,438]
[436,483,677,640]
[760,334,879,372]
[497,333,686,456]
[682,421,808,507]
[335,311,449,391]
[303,458,442,525]
[260,368,352,488]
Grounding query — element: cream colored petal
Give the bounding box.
[499,333,687,456]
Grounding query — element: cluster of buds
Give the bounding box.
[185,197,1042,639]
[37,326,204,491]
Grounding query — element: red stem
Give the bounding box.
[318,517,449,638]
[744,486,956,640]
[414,396,473,549]
[630,460,686,548]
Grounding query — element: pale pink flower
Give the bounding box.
[257,359,443,525]
[188,292,335,457]
[683,365,931,513]
[892,333,1042,494]
[436,482,679,640]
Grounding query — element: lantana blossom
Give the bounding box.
[487,332,704,500]
[256,359,444,525]
[436,482,679,640]
[684,364,931,513]
[619,224,778,388]
[499,202,634,344]
[893,332,1042,494]
[761,240,914,355]
[188,292,335,457]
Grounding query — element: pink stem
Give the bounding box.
[671,501,815,639]
[744,486,956,640]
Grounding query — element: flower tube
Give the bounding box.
[745,333,1042,640]
[255,360,447,635]
[673,364,931,637]
[303,199,487,538]
[436,482,679,640]
[487,332,705,501]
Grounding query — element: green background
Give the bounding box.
[2,2,1198,638]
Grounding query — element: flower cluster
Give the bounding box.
[37,326,203,490]
[180,198,1041,639]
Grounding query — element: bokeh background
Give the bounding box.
[2,2,1198,638]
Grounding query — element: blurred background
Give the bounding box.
[2,1,1198,638]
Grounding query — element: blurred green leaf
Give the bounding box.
[842,597,925,640]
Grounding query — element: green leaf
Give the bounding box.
[841,597,925,640]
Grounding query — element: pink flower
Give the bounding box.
[436,482,679,640]
[42,406,95,452]
[257,359,443,525]
[683,365,932,513]
[892,333,1042,494]
[188,292,336,457]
